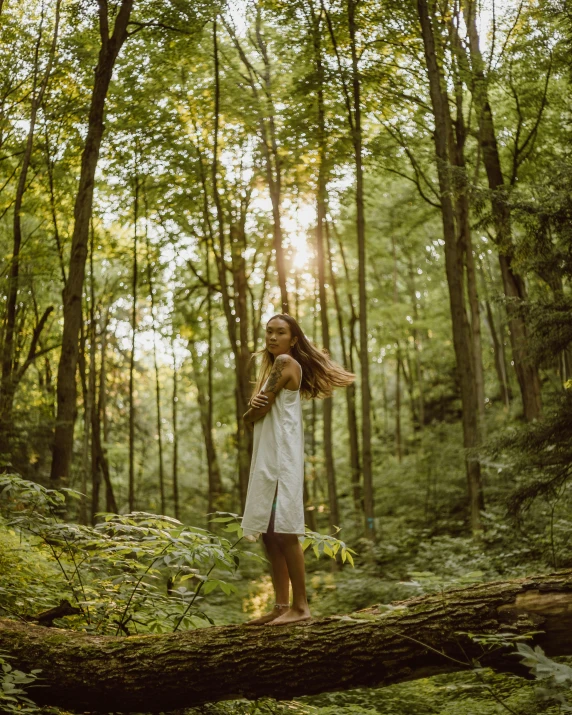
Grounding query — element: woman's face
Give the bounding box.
[266,318,297,356]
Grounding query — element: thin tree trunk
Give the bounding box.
[391,236,402,460]
[0,0,61,437]
[205,247,222,513]
[417,0,484,533]
[253,10,289,314]
[403,354,419,428]
[80,224,96,525]
[224,15,289,314]
[407,258,425,428]
[313,14,338,530]
[346,0,375,539]
[210,19,252,507]
[145,196,166,515]
[188,338,222,514]
[91,316,117,519]
[477,254,511,408]
[395,347,402,462]
[171,335,179,520]
[449,18,486,440]
[50,0,134,486]
[461,0,542,420]
[325,223,361,515]
[128,175,139,513]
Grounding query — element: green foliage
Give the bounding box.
[0,651,41,714]
[517,644,572,711]
[0,475,259,634]
[302,528,357,565]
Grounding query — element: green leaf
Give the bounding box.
[203,580,219,595]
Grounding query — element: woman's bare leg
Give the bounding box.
[245,498,290,625]
[267,534,311,625]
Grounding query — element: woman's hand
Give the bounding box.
[249,392,269,409]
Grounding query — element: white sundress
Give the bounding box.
[241,363,305,540]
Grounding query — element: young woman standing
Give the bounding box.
[241,314,354,625]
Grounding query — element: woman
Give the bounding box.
[241,314,354,626]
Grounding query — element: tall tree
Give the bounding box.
[0,0,60,440]
[323,0,375,539]
[224,9,290,314]
[128,172,139,512]
[311,3,339,530]
[417,0,484,533]
[50,0,134,486]
[461,0,543,421]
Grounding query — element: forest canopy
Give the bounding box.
[1,0,572,712]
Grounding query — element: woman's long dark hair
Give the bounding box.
[253,314,355,399]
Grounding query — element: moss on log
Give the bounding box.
[2,571,572,713]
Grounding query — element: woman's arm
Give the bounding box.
[243,354,296,425]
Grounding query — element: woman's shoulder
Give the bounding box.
[285,354,302,375]
[274,353,301,370]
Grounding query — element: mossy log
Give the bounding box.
[2,571,572,713]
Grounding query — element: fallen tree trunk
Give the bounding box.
[2,571,572,713]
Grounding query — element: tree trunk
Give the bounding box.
[210,20,252,508]
[326,223,361,516]
[145,205,166,515]
[313,16,339,531]
[461,0,542,421]
[347,0,375,540]
[128,175,138,512]
[91,316,117,522]
[483,300,509,407]
[80,226,96,525]
[171,336,180,520]
[395,347,403,462]
[407,257,425,427]
[417,0,484,533]
[50,0,134,486]
[4,571,572,712]
[253,10,289,314]
[391,236,402,460]
[188,338,223,515]
[0,0,61,439]
[231,222,254,510]
[448,19,486,440]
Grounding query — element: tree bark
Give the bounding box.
[417,0,484,533]
[4,571,572,712]
[91,312,117,520]
[145,202,166,515]
[171,335,179,520]
[461,0,542,421]
[328,223,361,513]
[128,174,138,512]
[224,14,289,313]
[209,20,253,508]
[391,236,403,460]
[188,336,223,515]
[50,0,134,486]
[312,10,339,531]
[448,21,486,440]
[407,257,425,427]
[346,0,375,540]
[0,0,61,438]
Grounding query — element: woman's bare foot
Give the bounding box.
[245,605,289,625]
[265,605,311,626]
